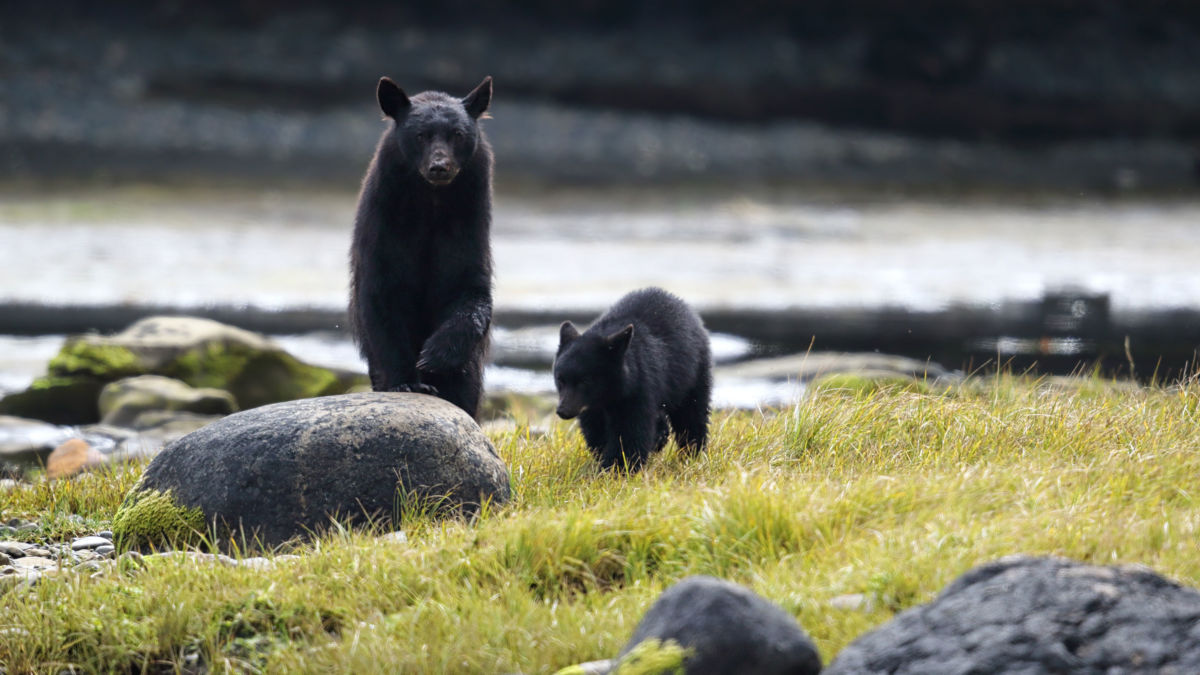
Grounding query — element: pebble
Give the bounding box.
[95,545,116,557]
[13,556,58,571]
[0,541,31,557]
[71,536,113,551]
[380,530,408,544]
[829,593,874,612]
[25,547,52,558]
[0,479,19,490]
[96,530,114,541]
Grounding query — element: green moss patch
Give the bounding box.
[611,639,690,675]
[165,342,346,409]
[48,340,143,380]
[0,375,105,424]
[112,486,208,551]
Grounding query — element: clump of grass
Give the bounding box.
[1,374,1199,672]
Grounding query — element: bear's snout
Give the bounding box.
[422,160,459,186]
[421,142,460,186]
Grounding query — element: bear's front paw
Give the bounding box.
[386,383,440,396]
[416,345,464,375]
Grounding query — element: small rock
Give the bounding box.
[71,536,113,551]
[75,561,103,574]
[12,556,58,571]
[0,567,40,591]
[98,374,237,427]
[94,545,116,557]
[96,530,114,540]
[73,550,100,563]
[24,547,52,558]
[16,522,38,533]
[146,551,236,566]
[829,593,874,612]
[379,530,408,544]
[0,541,30,557]
[555,659,614,675]
[0,552,9,566]
[47,438,106,480]
[617,576,822,674]
[0,478,19,490]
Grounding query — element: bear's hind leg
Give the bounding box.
[668,375,712,454]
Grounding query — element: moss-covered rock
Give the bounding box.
[29,316,363,417]
[0,376,105,424]
[47,341,142,380]
[99,375,237,427]
[112,484,208,551]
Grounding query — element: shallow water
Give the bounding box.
[1,185,1198,406]
[0,330,797,410]
[2,186,1198,313]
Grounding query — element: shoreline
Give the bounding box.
[2,298,1196,381]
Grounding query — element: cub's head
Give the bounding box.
[552,321,634,419]
[377,76,492,186]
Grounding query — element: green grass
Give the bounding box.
[2,374,1200,673]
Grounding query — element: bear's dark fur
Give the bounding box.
[349,76,494,419]
[553,287,712,471]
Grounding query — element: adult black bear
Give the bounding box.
[349,76,494,419]
[553,287,712,471]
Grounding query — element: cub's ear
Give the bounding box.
[462,76,493,119]
[606,324,634,354]
[559,321,580,348]
[378,77,410,119]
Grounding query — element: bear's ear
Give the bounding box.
[462,76,493,119]
[378,77,410,119]
[559,321,580,348]
[605,324,634,355]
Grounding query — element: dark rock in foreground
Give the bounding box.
[113,392,510,551]
[616,575,822,675]
[827,555,1200,674]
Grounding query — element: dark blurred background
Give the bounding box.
[4,0,1199,190]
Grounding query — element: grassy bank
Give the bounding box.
[2,374,1199,673]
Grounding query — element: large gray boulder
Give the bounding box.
[112,392,510,551]
[615,576,822,675]
[827,555,1200,674]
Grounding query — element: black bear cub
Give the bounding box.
[349,76,494,419]
[553,287,712,472]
